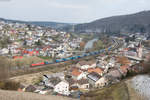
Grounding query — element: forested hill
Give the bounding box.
[65,11,150,34]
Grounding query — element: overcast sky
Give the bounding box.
[0,0,150,23]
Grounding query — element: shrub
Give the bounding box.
[0,81,20,90]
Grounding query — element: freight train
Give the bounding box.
[30,39,117,67]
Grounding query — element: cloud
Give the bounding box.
[0,0,150,23]
[47,1,88,9]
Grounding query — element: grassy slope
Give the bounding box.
[0,90,76,100]
[81,82,129,100]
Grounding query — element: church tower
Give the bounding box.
[137,42,143,58]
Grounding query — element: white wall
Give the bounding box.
[54,81,70,96]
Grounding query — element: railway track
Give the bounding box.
[10,38,120,77]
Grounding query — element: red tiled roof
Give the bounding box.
[88,68,103,75]
[72,69,82,77]
[120,65,129,73]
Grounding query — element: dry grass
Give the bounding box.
[9,56,45,67]
[81,82,129,100]
[0,90,76,100]
[10,70,52,85]
[10,65,68,85]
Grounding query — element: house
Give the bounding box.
[87,72,101,87]
[54,81,70,96]
[87,68,103,76]
[43,77,61,88]
[77,79,89,89]
[43,76,70,96]
[76,60,96,70]
[95,76,109,88]
[71,69,87,80]
[66,78,76,87]
[43,72,65,80]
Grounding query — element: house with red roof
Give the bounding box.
[88,68,104,76]
[71,69,87,80]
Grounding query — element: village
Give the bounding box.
[1,20,150,99]
[14,33,150,98]
[0,20,83,60]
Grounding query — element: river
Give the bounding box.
[84,38,98,51]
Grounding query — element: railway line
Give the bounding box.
[10,38,120,77]
[30,38,120,67]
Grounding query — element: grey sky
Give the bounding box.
[0,0,150,23]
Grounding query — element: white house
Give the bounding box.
[72,69,87,80]
[95,76,109,88]
[76,72,87,80]
[54,81,70,96]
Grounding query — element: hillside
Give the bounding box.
[0,18,71,29]
[67,11,150,33]
[1,11,150,33]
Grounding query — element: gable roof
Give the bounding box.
[87,72,101,82]
[108,70,122,79]
[86,60,96,65]
[77,79,89,85]
[78,60,96,66]
[88,68,103,74]
[66,78,76,86]
[72,69,82,77]
[120,65,129,73]
[49,77,61,86]
[78,61,87,66]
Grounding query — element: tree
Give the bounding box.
[35,40,42,46]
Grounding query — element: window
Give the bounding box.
[86,85,89,88]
